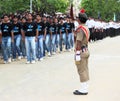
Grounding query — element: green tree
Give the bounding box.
[33,0,69,15]
[0,0,29,14]
[81,0,120,21]
[0,0,70,16]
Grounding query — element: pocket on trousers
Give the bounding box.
[81,50,90,58]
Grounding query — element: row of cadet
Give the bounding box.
[0,13,120,64]
[86,18,120,42]
[0,13,75,64]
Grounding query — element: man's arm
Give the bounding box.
[11,31,14,43]
[21,29,25,42]
[76,29,84,51]
[76,40,82,50]
[43,28,46,40]
[35,29,39,42]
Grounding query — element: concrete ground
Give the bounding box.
[0,36,120,101]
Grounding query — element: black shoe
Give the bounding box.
[73,90,88,95]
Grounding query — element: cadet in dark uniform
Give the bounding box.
[0,15,13,64]
[43,16,51,56]
[23,13,38,64]
[66,17,74,51]
[70,18,75,49]
[49,18,57,54]
[54,18,60,52]
[20,17,26,58]
[36,14,45,60]
[59,18,67,52]
[11,15,23,61]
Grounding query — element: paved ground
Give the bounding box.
[0,36,120,101]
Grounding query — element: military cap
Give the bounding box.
[78,9,88,22]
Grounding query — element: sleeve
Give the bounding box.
[10,23,13,32]
[57,24,60,32]
[72,23,75,29]
[76,29,84,41]
[34,22,38,30]
[20,23,23,30]
[64,23,67,29]
[0,24,1,33]
[48,23,50,30]
[59,25,62,32]
[0,24,3,33]
[19,23,22,30]
[49,24,51,32]
[22,23,26,31]
[42,23,45,30]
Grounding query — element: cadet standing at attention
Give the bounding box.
[73,9,90,95]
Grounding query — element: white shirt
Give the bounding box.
[74,20,79,30]
[94,21,102,29]
[86,19,95,28]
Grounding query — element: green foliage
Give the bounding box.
[33,0,69,15]
[81,0,120,21]
[0,0,29,14]
[0,0,70,16]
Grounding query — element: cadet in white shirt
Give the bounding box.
[86,17,95,42]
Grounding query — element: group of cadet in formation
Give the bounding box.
[0,13,120,64]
